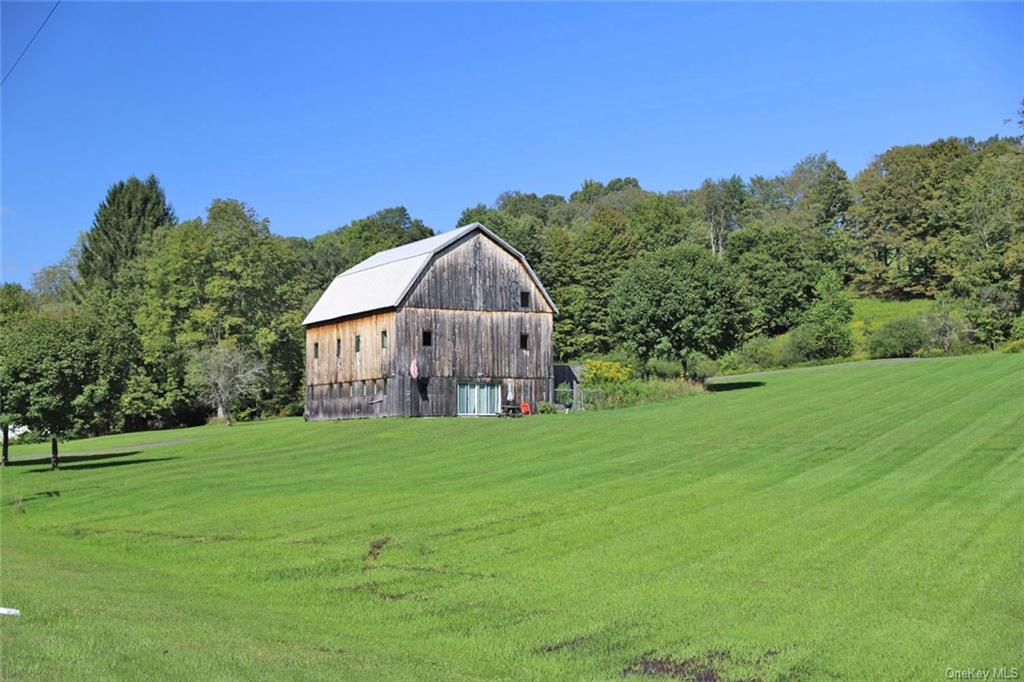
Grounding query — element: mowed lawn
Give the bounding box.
[1,355,1022,680]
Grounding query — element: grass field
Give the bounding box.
[850,296,933,353]
[2,354,1022,680]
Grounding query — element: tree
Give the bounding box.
[786,271,854,360]
[187,345,266,425]
[570,179,610,204]
[0,283,35,464]
[953,145,1024,304]
[625,194,704,254]
[137,200,311,422]
[726,226,824,334]
[307,206,433,290]
[695,176,746,255]
[846,138,988,298]
[572,207,637,354]
[78,175,176,289]
[0,314,101,469]
[495,191,566,224]
[923,296,971,353]
[610,245,750,366]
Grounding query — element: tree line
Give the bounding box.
[2,131,1022,462]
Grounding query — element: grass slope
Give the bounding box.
[851,296,933,353]
[2,354,1022,680]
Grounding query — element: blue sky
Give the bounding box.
[2,2,1021,286]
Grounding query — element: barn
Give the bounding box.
[302,222,557,419]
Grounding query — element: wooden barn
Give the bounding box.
[302,222,557,419]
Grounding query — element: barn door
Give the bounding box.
[457,383,499,416]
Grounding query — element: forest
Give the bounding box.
[2,131,1022,445]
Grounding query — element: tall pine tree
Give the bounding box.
[79,175,176,288]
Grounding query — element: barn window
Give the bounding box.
[355,335,361,353]
[363,381,368,396]
[336,339,341,357]
[520,291,531,308]
[383,379,388,396]
[349,383,355,398]
[422,330,432,347]
[313,342,319,359]
[381,330,388,349]
[520,333,529,350]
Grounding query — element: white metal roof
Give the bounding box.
[302,222,557,326]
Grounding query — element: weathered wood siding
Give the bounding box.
[404,233,553,313]
[305,229,554,420]
[392,308,553,416]
[305,311,398,419]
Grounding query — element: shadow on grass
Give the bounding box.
[27,456,178,473]
[8,450,143,467]
[706,381,766,392]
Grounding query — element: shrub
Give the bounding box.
[588,379,703,409]
[923,298,971,353]
[1000,338,1024,354]
[720,335,784,373]
[645,357,685,379]
[582,359,633,385]
[963,287,1017,348]
[785,272,855,362]
[279,401,305,418]
[952,343,990,356]
[1011,315,1024,341]
[685,353,720,384]
[868,317,929,359]
[785,318,853,363]
[537,401,560,414]
[554,382,574,408]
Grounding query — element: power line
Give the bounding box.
[1,0,61,87]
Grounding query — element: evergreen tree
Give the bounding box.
[79,175,176,289]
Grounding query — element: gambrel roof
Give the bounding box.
[302,222,557,326]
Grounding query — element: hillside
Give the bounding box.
[2,353,1022,680]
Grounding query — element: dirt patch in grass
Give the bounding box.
[313,645,348,654]
[430,511,541,539]
[386,564,495,579]
[614,647,790,675]
[621,653,724,681]
[63,526,239,544]
[620,649,777,682]
[534,634,597,654]
[345,580,412,601]
[363,537,391,568]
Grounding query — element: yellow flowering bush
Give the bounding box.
[582,359,633,385]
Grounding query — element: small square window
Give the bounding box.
[520,333,529,350]
[381,330,388,349]
[422,330,432,347]
[313,342,319,359]
[520,291,531,308]
[355,335,361,353]
[336,339,341,357]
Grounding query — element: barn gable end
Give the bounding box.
[402,231,555,314]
